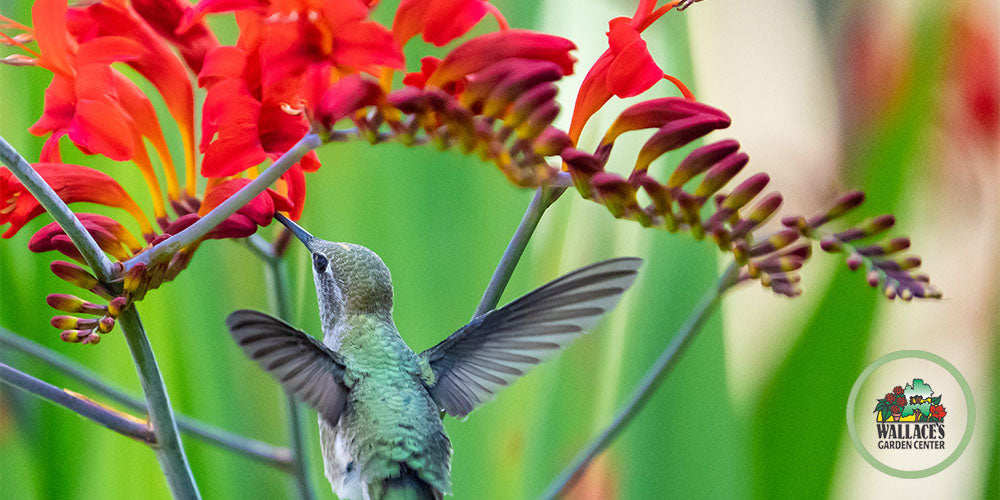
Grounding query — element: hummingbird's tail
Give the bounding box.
[371,467,442,500]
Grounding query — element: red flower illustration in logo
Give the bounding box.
[885,393,896,404]
[893,386,905,395]
[890,405,900,413]
[930,405,947,419]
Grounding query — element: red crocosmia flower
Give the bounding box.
[893,386,904,395]
[392,0,508,47]
[1,164,153,239]
[305,69,386,130]
[184,0,402,84]
[196,44,315,220]
[416,30,576,92]
[200,78,269,178]
[22,0,145,163]
[130,0,220,74]
[198,178,291,228]
[929,405,946,419]
[568,0,695,143]
[66,0,199,199]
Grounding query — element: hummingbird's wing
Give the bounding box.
[227,310,350,424]
[419,257,642,417]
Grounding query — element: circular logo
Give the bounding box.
[846,350,975,478]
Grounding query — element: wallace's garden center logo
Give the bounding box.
[846,350,975,479]
[872,379,946,450]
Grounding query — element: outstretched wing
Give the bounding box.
[226,310,350,423]
[420,257,642,417]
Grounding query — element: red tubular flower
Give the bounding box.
[568,0,694,143]
[24,0,145,163]
[1,164,153,238]
[130,0,220,74]
[198,178,291,228]
[67,0,199,200]
[392,0,508,47]
[414,30,576,92]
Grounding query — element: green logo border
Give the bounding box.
[846,350,976,478]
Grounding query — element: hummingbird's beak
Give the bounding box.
[273,212,315,250]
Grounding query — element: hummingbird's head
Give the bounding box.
[275,214,393,322]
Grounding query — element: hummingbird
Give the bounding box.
[226,213,641,500]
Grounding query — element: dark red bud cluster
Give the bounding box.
[46,265,129,344]
[787,193,939,300]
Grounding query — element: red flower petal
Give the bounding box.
[29,75,76,140]
[393,0,489,47]
[67,64,135,161]
[278,165,305,220]
[198,46,248,88]
[132,0,220,73]
[605,22,661,98]
[2,164,150,238]
[207,213,259,239]
[313,74,385,129]
[71,2,196,156]
[199,178,277,228]
[426,30,576,89]
[31,0,72,74]
[199,79,267,177]
[403,56,442,89]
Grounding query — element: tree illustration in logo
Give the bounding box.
[874,379,944,422]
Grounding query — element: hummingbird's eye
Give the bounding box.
[313,253,328,272]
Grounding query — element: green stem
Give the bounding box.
[117,307,201,499]
[0,136,116,282]
[124,133,322,271]
[473,187,563,318]
[262,245,316,500]
[539,262,741,500]
[0,362,155,444]
[0,328,292,469]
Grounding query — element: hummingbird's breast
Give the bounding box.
[320,315,452,497]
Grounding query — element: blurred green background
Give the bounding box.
[1,0,997,498]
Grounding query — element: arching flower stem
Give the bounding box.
[540,261,741,499]
[473,186,566,318]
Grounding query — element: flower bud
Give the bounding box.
[50,261,113,299]
[694,153,749,199]
[98,316,116,333]
[107,296,129,317]
[46,294,106,315]
[60,330,90,343]
[820,237,843,253]
[51,316,82,330]
[666,140,740,189]
[846,253,864,271]
[866,270,881,287]
[634,114,732,173]
[807,191,865,228]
